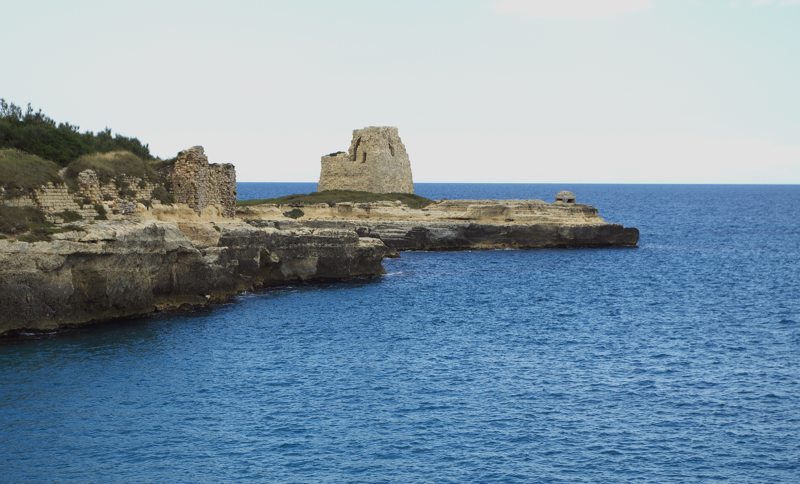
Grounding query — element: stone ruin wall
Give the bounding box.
[168,146,236,218]
[319,127,414,194]
[168,146,208,212]
[1,172,161,222]
[207,164,237,217]
[33,184,101,221]
[1,145,237,223]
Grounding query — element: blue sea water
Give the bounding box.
[2,184,799,482]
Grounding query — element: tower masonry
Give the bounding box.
[318,127,414,194]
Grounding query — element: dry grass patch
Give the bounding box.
[0,149,61,196]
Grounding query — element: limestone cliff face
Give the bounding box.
[318,127,414,194]
[239,199,640,250]
[351,222,639,250]
[0,221,388,335]
[1,197,639,336]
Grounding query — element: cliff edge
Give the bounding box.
[238,197,639,250]
[0,220,388,335]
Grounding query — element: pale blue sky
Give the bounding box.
[2,0,799,182]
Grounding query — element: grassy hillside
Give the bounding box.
[237,190,433,209]
[65,151,160,182]
[0,149,61,196]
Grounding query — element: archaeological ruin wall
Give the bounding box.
[319,127,414,194]
[168,146,237,217]
[1,145,237,223]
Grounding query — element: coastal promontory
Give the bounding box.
[1,112,638,336]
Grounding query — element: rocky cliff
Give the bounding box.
[239,199,640,250]
[1,196,638,337]
[0,220,388,335]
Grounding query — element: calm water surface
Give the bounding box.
[1,184,799,482]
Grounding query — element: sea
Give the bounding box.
[1,183,799,482]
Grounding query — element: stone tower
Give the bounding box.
[169,146,237,217]
[318,127,414,194]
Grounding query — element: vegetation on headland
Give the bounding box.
[0,100,165,240]
[237,190,434,209]
[0,205,83,242]
[1,100,166,197]
[0,149,62,197]
[0,99,152,166]
[282,208,305,219]
[64,150,161,182]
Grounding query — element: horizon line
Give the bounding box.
[237,181,800,186]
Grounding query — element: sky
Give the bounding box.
[1,0,799,183]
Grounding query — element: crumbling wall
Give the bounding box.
[1,145,237,222]
[208,163,237,217]
[3,170,165,222]
[319,127,414,194]
[73,170,160,217]
[168,146,237,217]
[33,183,99,222]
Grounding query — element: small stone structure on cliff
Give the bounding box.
[555,191,576,204]
[169,146,237,217]
[319,127,414,194]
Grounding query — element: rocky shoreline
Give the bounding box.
[0,197,638,337]
[0,220,388,336]
[240,198,640,250]
[1,129,640,337]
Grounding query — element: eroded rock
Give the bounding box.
[0,220,388,335]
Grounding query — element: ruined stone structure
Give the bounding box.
[555,191,577,204]
[31,183,100,222]
[0,144,237,228]
[2,146,237,223]
[319,127,414,194]
[169,146,237,217]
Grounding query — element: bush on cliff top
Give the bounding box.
[0,149,62,196]
[0,206,86,241]
[0,99,152,166]
[237,190,434,209]
[65,151,159,182]
[0,205,47,235]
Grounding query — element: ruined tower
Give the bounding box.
[318,127,414,194]
[169,146,237,217]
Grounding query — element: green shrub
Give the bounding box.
[18,225,55,242]
[0,205,46,234]
[0,149,61,196]
[283,208,305,219]
[151,185,174,204]
[57,210,82,222]
[238,190,433,209]
[0,205,87,241]
[0,99,152,166]
[116,179,136,199]
[94,204,107,220]
[16,222,86,242]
